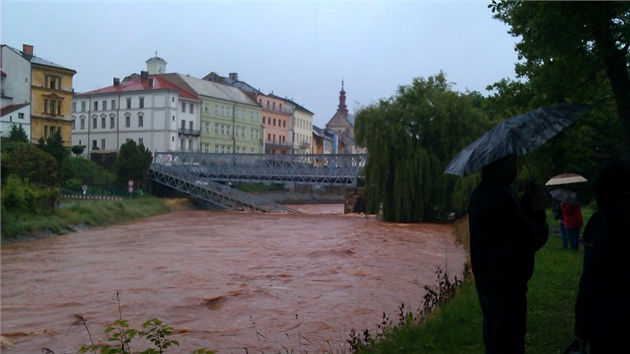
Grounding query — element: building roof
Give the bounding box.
[75,74,198,100]
[1,103,30,116]
[2,44,76,73]
[268,93,314,115]
[161,73,258,107]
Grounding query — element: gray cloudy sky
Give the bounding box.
[2,0,519,127]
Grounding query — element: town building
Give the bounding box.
[1,44,76,146]
[271,94,314,155]
[71,70,200,159]
[159,73,263,154]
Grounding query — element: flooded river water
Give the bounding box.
[1,204,466,353]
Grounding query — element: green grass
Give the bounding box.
[1,197,174,243]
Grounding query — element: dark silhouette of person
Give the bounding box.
[468,154,549,353]
[572,159,630,353]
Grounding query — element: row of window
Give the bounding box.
[43,98,62,116]
[262,116,287,128]
[72,115,144,130]
[73,97,142,113]
[267,134,287,144]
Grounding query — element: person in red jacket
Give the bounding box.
[561,201,583,250]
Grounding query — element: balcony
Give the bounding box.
[178,128,201,136]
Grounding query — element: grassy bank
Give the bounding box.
[1,197,191,243]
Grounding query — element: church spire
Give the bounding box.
[337,79,348,117]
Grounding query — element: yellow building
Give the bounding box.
[1,44,76,146]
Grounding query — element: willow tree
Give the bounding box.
[354,73,490,222]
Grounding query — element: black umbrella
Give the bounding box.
[443,103,592,177]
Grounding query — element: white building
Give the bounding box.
[1,102,31,139]
[71,71,200,157]
[282,97,314,154]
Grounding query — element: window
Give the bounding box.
[262,117,266,124]
[139,97,144,108]
[48,75,59,89]
[94,101,99,111]
[111,99,116,110]
[103,100,107,111]
[101,139,106,150]
[81,101,86,112]
[18,113,24,119]
[125,116,130,127]
[172,97,175,102]
[204,122,210,133]
[92,117,97,129]
[189,104,193,114]
[110,116,115,129]
[273,118,276,126]
[101,117,106,129]
[189,121,193,131]
[73,102,77,113]
[172,115,175,121]
[181,102,186,113]
[72,119,76,130]
[181,120,186,131]
[214,123,219,134]
[189,140,193,151]
[80,118,85,130]
[126,98,131,109]
[138,115,144,127]
[92,140,97,148]
[139,138,143,146]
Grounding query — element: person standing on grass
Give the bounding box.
[572,160,630,353]
[468,154,549,354]
[561,200,583,251]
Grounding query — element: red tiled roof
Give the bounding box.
[1,103,29,116]
[76,75,198,100]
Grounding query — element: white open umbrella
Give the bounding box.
[545,173,587,186]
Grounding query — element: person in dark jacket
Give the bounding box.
[468,154,549,354]
[573,160,630,353]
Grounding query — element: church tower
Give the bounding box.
[146,52,167,74]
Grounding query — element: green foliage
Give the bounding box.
[3,144,59,187]
[354,72,491,222]
[1,175,58,237]
[72,144,85,156]
[60,157,78,185]
[115,140,153,186]
[38,129,70,167]
[8,123,29,143]
[490,0,630,159]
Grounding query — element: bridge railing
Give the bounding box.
[152,152,366,187]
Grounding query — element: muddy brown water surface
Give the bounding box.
[1,204,466,353]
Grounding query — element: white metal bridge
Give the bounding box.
[149,152,366,213]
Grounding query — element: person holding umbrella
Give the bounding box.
[468,154,549,354]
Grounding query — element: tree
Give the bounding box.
[72,145,85,157]
[4,144,58,187]
[354,72,490,222]
[8,124,29,143]
[38,129,70,167]
[490,1,630,159]
[114,140,153,187]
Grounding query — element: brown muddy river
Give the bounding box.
[1,204,466,353]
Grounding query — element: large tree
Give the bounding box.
[354,72,490,222]
[490,1,630,160]
[114,140,153,187]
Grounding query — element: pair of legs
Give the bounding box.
[565,227,580,250]
[475,280,527,354]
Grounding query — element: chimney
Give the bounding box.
[140,71,149,81]
[229,73,238,80]
[113,78,120,85]
[148,78,154,87]
[22,44,34,56]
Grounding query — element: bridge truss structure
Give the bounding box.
[149,152,366,212]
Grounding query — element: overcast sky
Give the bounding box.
[2,0,520,128]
